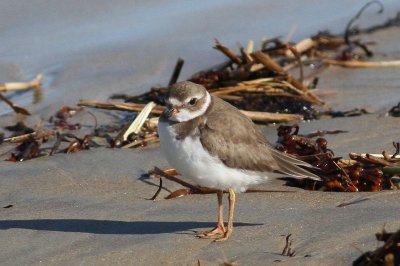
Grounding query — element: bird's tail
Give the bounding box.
[269,148,321,180]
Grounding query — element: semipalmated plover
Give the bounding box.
[158,81,320,241]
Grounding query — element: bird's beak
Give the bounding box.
[166,107,178,118]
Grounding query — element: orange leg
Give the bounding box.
[215,188,235,241]
[197,190,226,238]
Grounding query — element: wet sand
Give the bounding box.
[1,1,400,265]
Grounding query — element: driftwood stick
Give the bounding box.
[214,39,243,65]
[79,100,303,123]
[240,110,303,123]
[3,129,57,143]
[251,51,323,106]
[246,40,254,54]
[285,38,315,57]
[349,152,395,167]
[239,46,254,64]
[323,59,400,68]
[168,58,185,86]
[252,51,285,74]
[0,74,43,92]
[286,45,304,84]
[78,101,164,115]
[0,93,31,115]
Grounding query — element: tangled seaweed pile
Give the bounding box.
[276,125,400,192]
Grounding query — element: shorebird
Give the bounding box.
[158,81,320,241]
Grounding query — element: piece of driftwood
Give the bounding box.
[168,58,184,86]
[0,74,43,92]
[78,101,164,115]
[117,101,157,142]
[0,93,30,115]
[323,59,400,68]
[2,129,57,143]
[214,39,243,65]
[251,51,324,106]
[285,38,315,57]
[349,152,395,167]
[79,100,303,123]
[240,110,303,123]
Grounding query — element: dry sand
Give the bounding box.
[1,1,400,265]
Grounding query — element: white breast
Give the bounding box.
[157,121,269,192]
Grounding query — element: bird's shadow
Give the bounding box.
[0,219,261,235]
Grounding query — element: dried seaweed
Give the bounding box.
[50,106,82,130]
[387,102,400,117]
[353,228,400,266]
[281,234,296,257]
[277,125,400,192]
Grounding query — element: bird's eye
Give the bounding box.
[188,98,197,105]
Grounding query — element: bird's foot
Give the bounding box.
[214,228,232,242]
[196,225,226,239]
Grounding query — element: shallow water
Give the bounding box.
[0,0,399,115]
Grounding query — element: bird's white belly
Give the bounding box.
[158,121,268,192]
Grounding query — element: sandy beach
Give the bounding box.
[1,1,400,265]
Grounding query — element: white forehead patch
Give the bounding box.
[170,92,211,122]
[169,97,182,106]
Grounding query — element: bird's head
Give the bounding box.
[163,81,211,122]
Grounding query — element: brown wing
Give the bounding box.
[199,96,320,180]
[199,96,278,172]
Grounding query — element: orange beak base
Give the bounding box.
[168,108,178,117]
